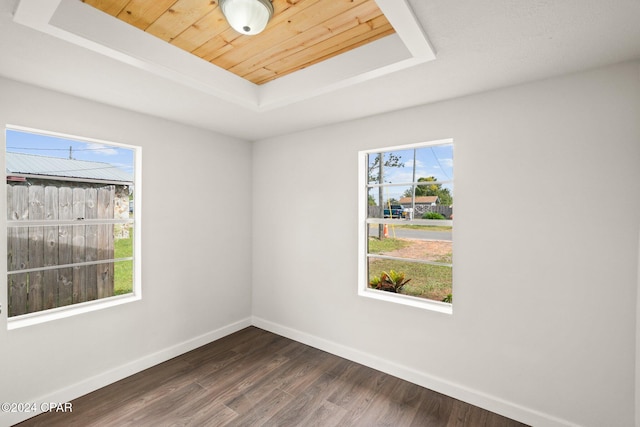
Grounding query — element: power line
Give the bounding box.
[7,146,115,152]
[430,146,451,180]
[31,165,125,174]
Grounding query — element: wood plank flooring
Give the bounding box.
[16,327,528,427]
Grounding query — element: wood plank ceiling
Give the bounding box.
[81,0,396,85]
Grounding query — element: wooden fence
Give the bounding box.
[7,182,117,317]
[368,204,453,219]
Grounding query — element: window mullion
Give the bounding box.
[7,219,134,227]
[7,258,134,275]
[367,179,454,188]
[366,218,453,226]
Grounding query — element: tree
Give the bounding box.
[403,176,453,205]
[369,152,404,239]
[368,153,403,184]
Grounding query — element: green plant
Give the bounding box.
[369,275,382,288]
[369,270,411,293]
[422,211,446,220]
[442,293,452,303]
[369,259,451,301]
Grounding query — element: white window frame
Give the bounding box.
[5,125,142,329]
[358,139,453,314]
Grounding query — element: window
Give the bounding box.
[5,126,140,327]
[358,140,453,313]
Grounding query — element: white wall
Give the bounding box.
[1,62,638,427]
[0,78,253,426]
[252,61,640,426]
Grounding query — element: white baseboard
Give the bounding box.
[1,317,252,427]
[2,316,579,427]
[251,316,579,427]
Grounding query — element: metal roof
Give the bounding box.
[6,152,133,183]
[399,196,439,205]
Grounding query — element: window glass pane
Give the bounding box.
[368,146,453,186]
[7,260,133,316]
[412,144,453,212]
[367,258,452,303]
[368,150,414,185]
[367,185,414,219]
[368,224,452,263]
[6,129,134,178]
[7,223,133,271]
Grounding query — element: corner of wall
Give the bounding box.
[0,317,252,426]
[636,227,640,427]
[634,59,640,427]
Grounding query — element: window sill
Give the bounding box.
[358,288,453,314]
[7,293,141,330]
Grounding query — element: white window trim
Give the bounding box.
[5,125,142,329]
[7,293,141,330]
[357,138,453,314]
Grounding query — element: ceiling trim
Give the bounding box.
[13,0,436,112]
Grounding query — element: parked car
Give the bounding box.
[383,204,405,218]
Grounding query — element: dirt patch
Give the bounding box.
[369,238,453,301]
[383,239,452,262]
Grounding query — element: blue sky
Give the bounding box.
[6,129,134,174]
[368,143,453,203]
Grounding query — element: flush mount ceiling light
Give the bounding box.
[219,0,274,36]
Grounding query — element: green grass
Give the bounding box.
[368,237,409,254]
[368,259,452,302]
[368,233,452,302]
[397,225,452,232]
[434,253,453,264]
[114,233,133,295]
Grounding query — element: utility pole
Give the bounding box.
[378,152,384,239]
[411,148,416,220]
[69,146,73,160]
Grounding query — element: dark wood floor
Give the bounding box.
[16,327,528,427]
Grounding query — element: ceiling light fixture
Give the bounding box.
[219,0,274,36]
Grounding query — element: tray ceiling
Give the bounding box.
[13,0,435,111]
[4,0,640,140]
[81,0,396,85]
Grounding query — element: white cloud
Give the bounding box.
[439,158,453,168]
[86,142,118,156]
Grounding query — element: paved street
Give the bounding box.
[368,225,452,241]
